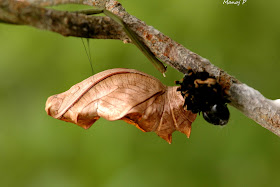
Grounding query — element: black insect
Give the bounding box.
[176,69,230,126]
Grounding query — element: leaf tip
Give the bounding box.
[181,124,192,138]
[159,133,172,144]
[77,123,93,130]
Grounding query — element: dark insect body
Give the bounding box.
[176,69,230,126]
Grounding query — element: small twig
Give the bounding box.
[1,0,280,136]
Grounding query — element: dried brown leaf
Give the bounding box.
[45,68,197,143]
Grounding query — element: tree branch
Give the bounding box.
[1,0,280,136]
[0,0,129,40]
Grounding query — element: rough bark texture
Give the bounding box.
[1,0,280,136]
[0,0,130,40]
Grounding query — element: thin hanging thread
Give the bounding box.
[81,38,94,75]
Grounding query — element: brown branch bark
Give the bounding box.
[1,0,280,136]
[0,0,128,40]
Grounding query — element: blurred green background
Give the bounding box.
[1,0,280,186]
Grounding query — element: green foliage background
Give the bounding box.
[1,0,280,186]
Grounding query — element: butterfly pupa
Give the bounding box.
[45,68,197,143]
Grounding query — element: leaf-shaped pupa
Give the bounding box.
[45,68,197,143]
